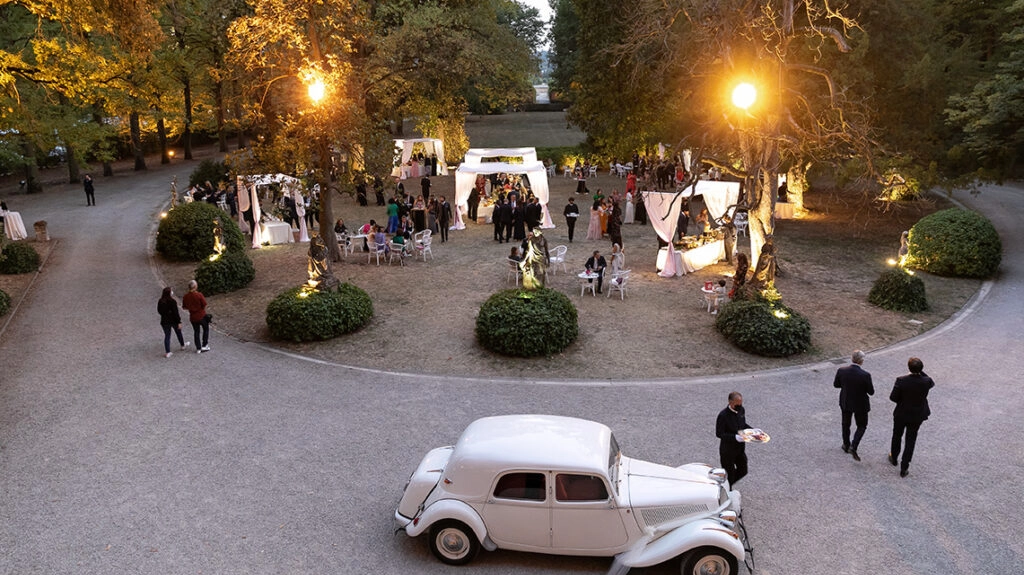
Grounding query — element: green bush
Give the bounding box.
[904,208,1001,278]
[156,201,245,262]
[193,251,255,295]
[0,288,10,316]
[266,283,373,342]
[188,159,229,188]
[868,268,928,312]
[476,288,579,357]
[715,299,811,357]
[0,241,40,274]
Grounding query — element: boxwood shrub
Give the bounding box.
[0,241,40,274]
[715,299,811,357]
[266,283,373,342]
[904,208,1001,278]
[0,287,10,316]
[188,159,230,188]
[476,288,578,357]
[194,252,255,295]
[868,268,928,312]
[156,202,245,262]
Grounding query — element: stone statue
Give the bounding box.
[307,232,338,289]
[898,230,909,266]
[749,236,777,292]
[212,217,225,256]
[170,176,178,208]
[520,229,550,289]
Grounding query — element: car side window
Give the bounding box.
[493,472,546,501]
[555,473,609,502]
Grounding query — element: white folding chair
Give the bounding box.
[388,242,408,266]
[368,240,388,265]
[338,234,355,257]
[734,212,748,237]
[415,231,434,261]
[549,245,568,275]
[607,270,630,299]
[563,166,573,179]
[507,258,522,285]
[588,166,598,178]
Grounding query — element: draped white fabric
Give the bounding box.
[290,184,309,242]
[237,174,300,248]
[639,191,681,277]
[689,180,742,221]
[393,138,449,177]
[453,161,553,230]
[463,148,538,165]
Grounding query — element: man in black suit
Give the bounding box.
[833,350,874,461]
[437,196,452,242]
[584,250,607,293]
[716,391,753,486]
[467,189,480,222]
[889,357,935,477]
[525,197,543,231]
[563,197,580,242]
[420,175,431,203]
[499,198,514,243]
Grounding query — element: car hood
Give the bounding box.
[624,458,722,529]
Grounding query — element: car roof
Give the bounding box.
[443,415,614,495]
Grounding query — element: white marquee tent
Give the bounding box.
[640,180,743,277]
[392,138,449,179]
[453,160,553,230]
[463,147,538,165]
[236,173,307,248]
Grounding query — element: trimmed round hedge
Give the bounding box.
[194,252,255,295]
[905,208,1001,278]
[0,241,40,274]
[715,299,811,357]
[869,268,928,312]
[156,202,245,262]
[266,283,373,342]
[0,288,10,316]
[476,288,578,357]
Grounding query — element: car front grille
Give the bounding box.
[639,504,710,528]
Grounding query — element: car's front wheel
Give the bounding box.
[680,546,738,575]
[428,520,480,565]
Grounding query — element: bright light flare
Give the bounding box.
[887,258,898,266]
[773,309,789,320]
[732,82,757,110]
[308,78,326,103]
[160,212,168,219]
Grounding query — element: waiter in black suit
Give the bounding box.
[833,350,874,461]
[716,391,754,486]
[889,357,935,477]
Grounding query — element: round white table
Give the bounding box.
[3,211,28,240]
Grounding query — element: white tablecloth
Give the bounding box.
[262,222,294,245]
[774,202,795,219]
[657,240,725,275]
[3,211,28,240]
[479,204,495,223]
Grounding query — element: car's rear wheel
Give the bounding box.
[681,546,737,575]
[428,520,479,565]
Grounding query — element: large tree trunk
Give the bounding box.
[317,140,341,263]
[786,163,810,214]
[66,142,81,184]
[215,80,228,152]
[157,117,170,164]
[183,79,193,160]
[130,111,146,171]
[92,110,113,176]
[21,138,42,194]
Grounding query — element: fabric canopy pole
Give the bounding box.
[639,191,680,277]
[464,148,538,165]
[237,173,304,248]
[452,161,553,230]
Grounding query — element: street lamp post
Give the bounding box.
[730,79,778,272]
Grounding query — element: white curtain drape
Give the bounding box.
[640,191,681,277]
[453,161,553,230]
[463,148,538,165]
[692,180,741,221]
[290,184,309,242]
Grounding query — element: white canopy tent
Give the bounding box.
[453,161,553,230]
[392,138,449,179]
[640,181,743,277]
[463,147,538,165]
[236,173,307,248]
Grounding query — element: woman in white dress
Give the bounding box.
[623,191,635,224]
[609,243,625,277]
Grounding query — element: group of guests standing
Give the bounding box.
[492,192,544,244]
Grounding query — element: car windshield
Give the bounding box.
[607,434,621,494]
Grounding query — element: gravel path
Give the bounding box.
[0,158,1020,575]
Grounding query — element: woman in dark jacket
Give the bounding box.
[157,287,189,358]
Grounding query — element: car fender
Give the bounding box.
[614,518,744,568]
[405,499,496,551]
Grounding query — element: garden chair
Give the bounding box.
[549,245,568,275]
[507,258,522,285]
[607,270,630,300]
[368,240,388,266]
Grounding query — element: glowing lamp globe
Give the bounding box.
[732,83,757,110]
[308,79,326,103]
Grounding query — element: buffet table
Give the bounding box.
[3,211,27,240]
[261,222,294,245]
[656,240,725,275]
[478,203,495,223]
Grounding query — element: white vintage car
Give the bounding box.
[395,415,751,574]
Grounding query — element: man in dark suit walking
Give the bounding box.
[834,350,874,461]
[437,196,452,242]
[889,357,935,477]
[716,391,754,486]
